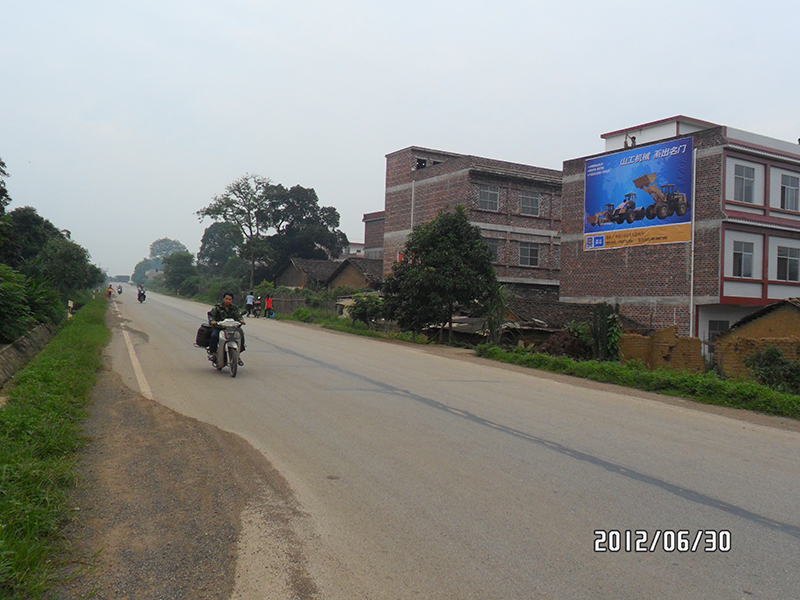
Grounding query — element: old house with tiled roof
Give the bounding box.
[274,258,340,289]
[714,298,800,378]
[326,258,383,290]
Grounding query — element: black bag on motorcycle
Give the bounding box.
[195,323,213,347]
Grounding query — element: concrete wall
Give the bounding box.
[0,325,54,390]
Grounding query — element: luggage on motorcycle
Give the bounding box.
[195,323,213,347]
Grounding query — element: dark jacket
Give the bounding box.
[208,303,243,323]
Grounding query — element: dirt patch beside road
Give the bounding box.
[58,367,317,599]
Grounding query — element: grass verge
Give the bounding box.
[283,308,425,343]
[475,345,800,420]
[0,297,109,599]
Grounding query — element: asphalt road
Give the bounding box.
[107,290,800,599]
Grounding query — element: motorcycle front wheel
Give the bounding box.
[228,347,239,377]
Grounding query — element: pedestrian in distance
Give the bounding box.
[245,291,255,317]
[265,295,274,318]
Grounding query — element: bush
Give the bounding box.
[349,294,383,329]
[0,265,35,342]
[24,278,65,326]
[475,344,800,420]
[744,346,800,395]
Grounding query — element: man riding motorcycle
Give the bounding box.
[207,292,246,366]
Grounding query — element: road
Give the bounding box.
[107,290,800,599]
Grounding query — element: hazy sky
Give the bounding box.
[2,0,798,276]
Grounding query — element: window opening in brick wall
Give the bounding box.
[478,184,499,211]
[483,238,499,263]
[520,190,540,216]
[707,320,729,355]
[734,164,755,203]
[519,242,540,267]
[733,240,754,277]
[777,246,800,281]
[781,174,800,211]
[416,158,427,169]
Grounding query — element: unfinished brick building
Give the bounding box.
[559,116,800,353]
[382,146,563,292]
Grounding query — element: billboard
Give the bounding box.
[584,137,693,251]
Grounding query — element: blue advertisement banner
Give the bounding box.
[584,137,693,250]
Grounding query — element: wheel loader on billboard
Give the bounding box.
[632,173,689,220]
[586,193,645,227]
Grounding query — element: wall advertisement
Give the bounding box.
[584,137,693,251]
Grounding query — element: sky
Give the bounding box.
[2,0,799,277]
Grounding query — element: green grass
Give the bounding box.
[0,298,110,599]
[475,345,800,420]
[282,308,427,343]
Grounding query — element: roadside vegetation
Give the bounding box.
[475,345,800,420]
[0,157,105,344]
[0,297,109,599]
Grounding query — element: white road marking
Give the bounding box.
[114,300,154,400]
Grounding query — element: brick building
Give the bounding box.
[382,146,563,291]
[559,116,800,353]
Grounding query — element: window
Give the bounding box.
[777,246,800,281]
[520,191,540,216]
[478,184,499,211]
[483,238,499,263]
[734,164,755,203]
[707,320,729,355]
[519,242,540,267]
[733,241,754,277]
[781,174,800,212]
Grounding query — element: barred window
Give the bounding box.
[520,191,540,216]
[478,184,499,211]
[519,242,540,267]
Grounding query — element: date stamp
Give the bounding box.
[594,529,731,553]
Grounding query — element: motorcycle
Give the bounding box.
[207,318,243,377]
[117,285,123,294]
[138,289,146,303]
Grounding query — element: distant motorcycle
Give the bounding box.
[138,289,146,303]
[117,285,123,294]
[205,319,243,377]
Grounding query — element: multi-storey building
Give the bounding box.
[559,116,800,352]
[383,146,563,292]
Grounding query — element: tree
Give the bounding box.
[259,185,348,270]
[149,237,188,260]
[197,222,243,276]
[382,206,499,339]
[198,174,274,289]
[1,206,65,268]
[162,251,198,294]
[0,156,10,216]
[131,257,162,285]
[22,237,105,297]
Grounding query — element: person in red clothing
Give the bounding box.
[265,295,274,318]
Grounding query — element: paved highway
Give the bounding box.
[107,291,800,599]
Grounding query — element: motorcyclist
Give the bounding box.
[117,285,123,294]
[207,292,246,365]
